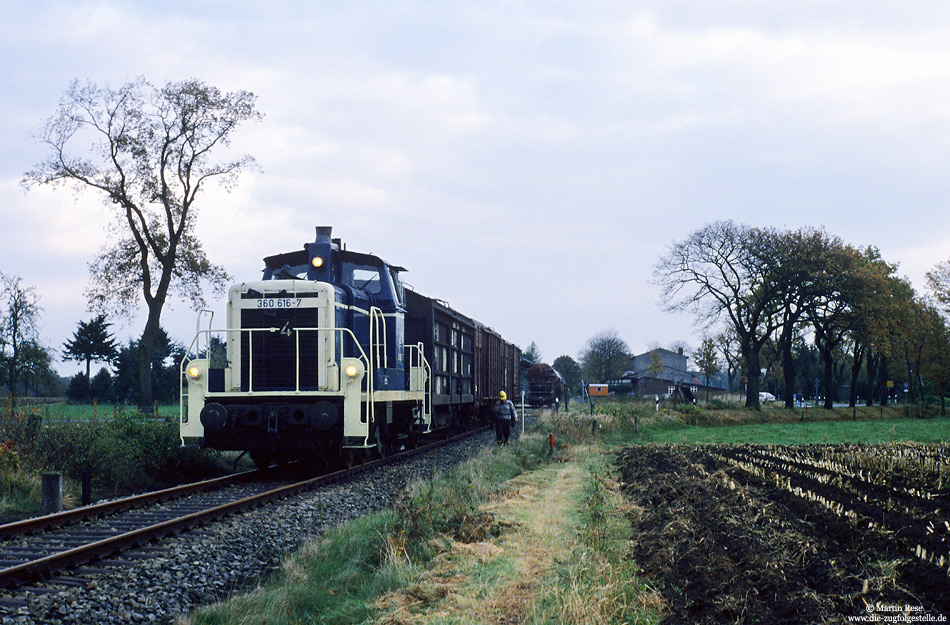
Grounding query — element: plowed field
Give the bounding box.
[616,444,950,624]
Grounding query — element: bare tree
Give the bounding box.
[714,326,741,393]
[0,274,43,408]
[24,78,261,408]
[654,221,783,409]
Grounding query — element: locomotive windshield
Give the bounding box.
[342,262,382,294]
[270,264,308,280]
[390,267,405,307]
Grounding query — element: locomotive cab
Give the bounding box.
[263,228,408,391]
[180,227,431,468]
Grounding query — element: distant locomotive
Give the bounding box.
[180,227,520,468]
[525,363,564,408]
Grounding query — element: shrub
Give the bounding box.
[23,413,224,498]
[0,469,41,522]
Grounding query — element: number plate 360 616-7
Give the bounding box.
[254,298,301,309]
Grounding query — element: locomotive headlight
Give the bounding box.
[187,365,203,380]
[311,256,324,268]
[345,364,359,378]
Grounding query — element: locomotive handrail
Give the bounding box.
[405,342,432,432]
[179,326,373,428]
[369,306,388,370]
[181,326,371,392]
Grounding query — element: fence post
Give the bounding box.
[82,468,92,506]
[42,472,63,514]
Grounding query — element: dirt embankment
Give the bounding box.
[616,444,950,625]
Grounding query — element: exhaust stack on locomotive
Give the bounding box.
[180,227,519,468]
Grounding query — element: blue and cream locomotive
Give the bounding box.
[180,227,519,467]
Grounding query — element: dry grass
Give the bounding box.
[373,453,662,625]
[375,465,579,624]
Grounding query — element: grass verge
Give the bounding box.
[552,402,950,446]
[529,452,663,624]
[185,428,663,625]
[187,438,554,625]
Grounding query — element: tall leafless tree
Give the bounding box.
[24,78,261,408]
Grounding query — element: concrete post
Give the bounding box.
[42,472,63,514]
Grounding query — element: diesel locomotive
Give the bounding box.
[180,227,520,468]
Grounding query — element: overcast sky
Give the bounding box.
[3,1,950,376]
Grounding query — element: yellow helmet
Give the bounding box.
[498,391,507,400]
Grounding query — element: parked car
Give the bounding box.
[759,391,776,403]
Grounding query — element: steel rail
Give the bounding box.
[0,468,261,541]
[0,426,487,589]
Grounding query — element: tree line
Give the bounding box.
[653,221,950,411]
[0,282,190,407]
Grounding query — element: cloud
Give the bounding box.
[4,1,950,372]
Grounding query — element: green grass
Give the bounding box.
[533,453,661,625]
[636,415,950,445]
[18,402,180,421]
[552,399,950,446]
[191,511,405,625]
[0,470,41,523]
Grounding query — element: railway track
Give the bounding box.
[0,428,486,592]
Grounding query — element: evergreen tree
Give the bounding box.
[90,367,114,402]
[63,315,117,381]
[66,373,90,402]
[552,355,583,397]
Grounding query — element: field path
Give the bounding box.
[378,462,586,624]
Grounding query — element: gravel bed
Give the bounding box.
[0,432,493,625]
